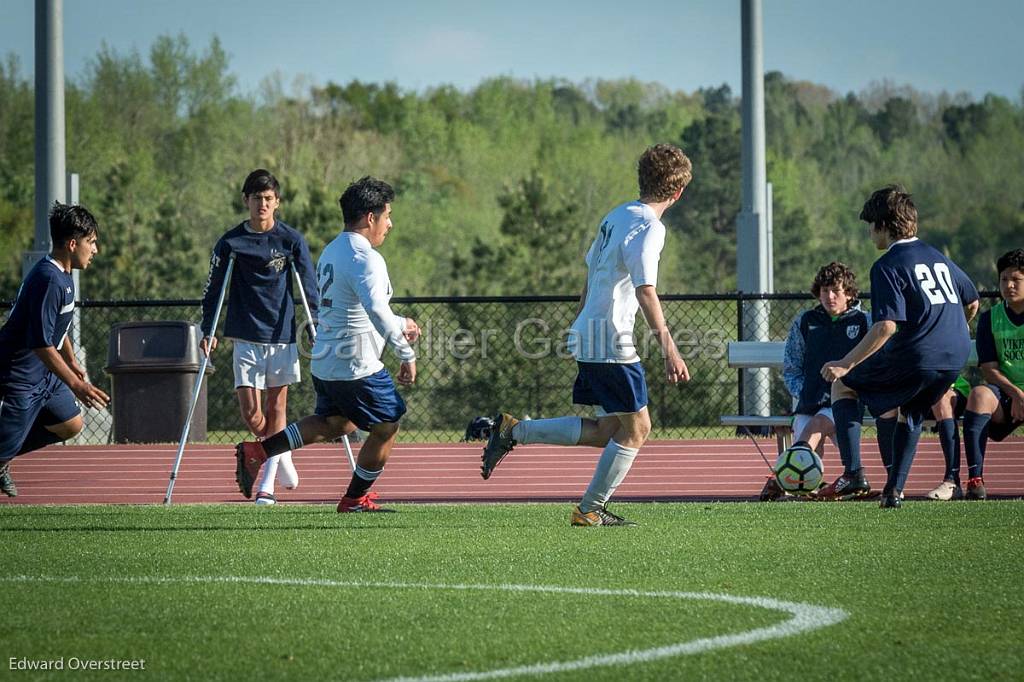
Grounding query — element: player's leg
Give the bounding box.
[793,410,834,453]
[253,386,290,504]
[927,389,964,500]
[336,420,400,512]
[817,379,872,499]
[963,385,1003,500]
[572,407,648,526]
[268,344,301,491]
[234,341,268,436]
[1,381,83,497]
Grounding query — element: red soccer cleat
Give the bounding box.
[336,491,394,513]
[234,441,268,499]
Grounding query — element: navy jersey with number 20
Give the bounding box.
[869,238,978,371]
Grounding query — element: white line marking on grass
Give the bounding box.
[4,575,847,681]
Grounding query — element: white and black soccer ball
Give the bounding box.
[773,444,824,495]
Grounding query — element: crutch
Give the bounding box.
[291,260,358,473]
[164,253,235,505]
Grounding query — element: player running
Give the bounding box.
[234,176,419,512]
[466,144,692,526]
[0,203,109,496]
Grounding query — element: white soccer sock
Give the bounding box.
[257,455,280,495]
[511,417,582,446]
[578,439,639,513]
[276,450,298,489]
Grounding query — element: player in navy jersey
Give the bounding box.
[233,176,420,513]
[199,169,319,505]
[0,203,110,496]
[819,186,979,508]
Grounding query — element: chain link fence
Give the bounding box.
[3,292,1000,444]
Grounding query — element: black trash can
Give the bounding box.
[105,321,214,443]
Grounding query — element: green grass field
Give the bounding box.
[2,502,1022,681]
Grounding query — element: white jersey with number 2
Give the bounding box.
[311,231,415,381]
[568,201,666,364]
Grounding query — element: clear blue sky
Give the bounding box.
[2,0,1021,100]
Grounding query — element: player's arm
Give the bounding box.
[33,346,109,408]
[964,299,980,324]
[821,320,897,381]
[199,239,230,357]
[58,335,86,382]
[636,285,689,383]
[782,314,805,399]
[355,257,417,385]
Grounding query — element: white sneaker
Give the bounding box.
[926,480,961,501]
[277,451,299,490]
[255,492,276,506]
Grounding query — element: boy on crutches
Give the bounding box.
[200,169,319,505]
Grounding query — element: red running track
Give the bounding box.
[1,438,1022,505]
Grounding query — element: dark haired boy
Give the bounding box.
[234,176,420,512]
[959,248,1024,500]
[465,143,693,526]
[0,203,110,496]
[820,186,979,508]
[200,169,320,505]
[761,262,869,501]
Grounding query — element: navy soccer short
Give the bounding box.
[572,361,648,415]
[976,384,1023,442]
[312,369,407,432]
[0,374,80,461]
[843,357,958,425]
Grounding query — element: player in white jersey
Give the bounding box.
[234,177,420,512]
[466,144,693,526]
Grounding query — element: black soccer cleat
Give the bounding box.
[814,469,873,501]
[234,442,266,499]
[0,460,17,497]
[879,488,902,509]
[480,413,519,480]
[571,505,638,527]
[462,416,496,442]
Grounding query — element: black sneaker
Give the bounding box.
[880,489,902,509]
[0,460,17,497]
[462,416,495,442]
[814,470,872,501]
[759,476,787,502]
[571,505,638,527]
[480,413,519,480]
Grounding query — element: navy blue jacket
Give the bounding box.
[783,303,870,414]
[200,221,319,344]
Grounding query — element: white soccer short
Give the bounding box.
[232,341,300,390]
[792,407,836,444]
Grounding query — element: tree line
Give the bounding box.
[1,35,1022,303]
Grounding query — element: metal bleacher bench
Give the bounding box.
[720,341,978,453]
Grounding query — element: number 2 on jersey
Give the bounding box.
[914,262,959,305]
[318,263,335,308]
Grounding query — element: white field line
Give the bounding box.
[2,575,848,681]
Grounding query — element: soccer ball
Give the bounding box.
[773,444,824,495]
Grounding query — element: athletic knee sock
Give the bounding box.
[257,455,281,495]
[578,440,639,513]
[962,411,991,479]
[888,421,923,492]
[262,423,304,458]
[344,465,382,499]
[511,417,582,446]
[832,399,863,475]
[936,418,961,483]
[875,416,898,472]
[15,421,64,456]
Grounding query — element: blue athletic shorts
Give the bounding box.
[572,361,648,415]
[843,357,958,424]
[976,384,1023,442]
[312,369,407,432]
[0,373,80,461]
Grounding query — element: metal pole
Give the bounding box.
[164,255,235,505]
[738,0,771,419]
[26,0,65,277]
[291,262,357,472]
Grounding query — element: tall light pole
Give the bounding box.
[737,0,772,417]
[26,0,65,277]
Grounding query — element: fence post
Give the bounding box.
[736,292,745,415]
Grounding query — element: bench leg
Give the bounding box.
[775,430,791,455]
